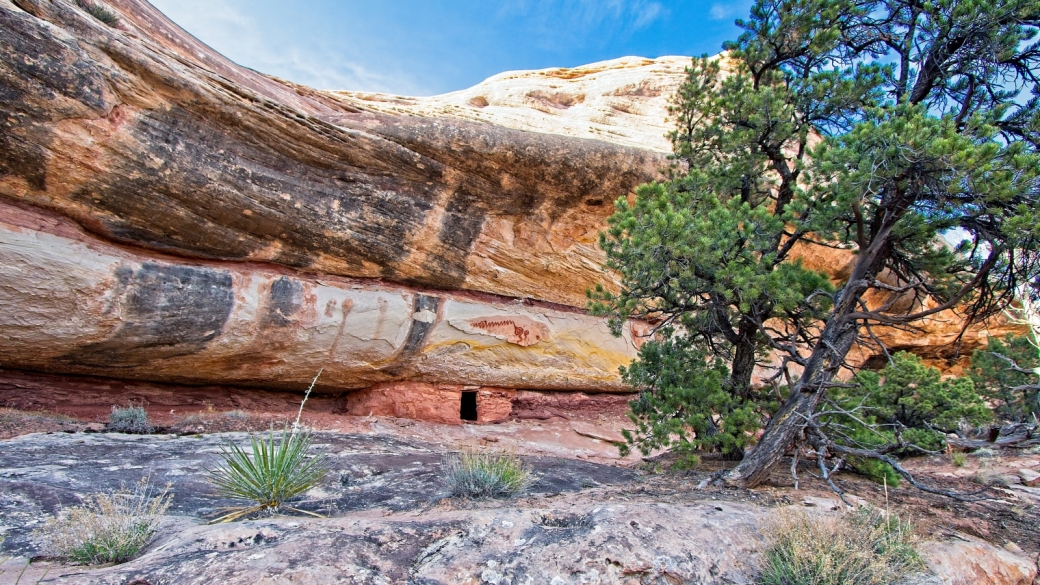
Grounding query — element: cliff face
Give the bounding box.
[0,0,676,394]
[0,0,1021,404]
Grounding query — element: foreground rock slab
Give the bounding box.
[2,431,1037,585]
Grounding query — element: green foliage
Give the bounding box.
[970,334,1040,422]
[108,405,153,434]
[443,450,533,498]
[594,0,1040,483]
[34,479,171,565]
[827,352,991,482]
[760,507,922,585]
[207,427,330,522]
[75,0,119,26]
[951,452,967,467]
[618,335,768,459]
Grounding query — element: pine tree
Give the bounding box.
[594,0,1040,487]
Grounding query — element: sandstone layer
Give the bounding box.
[0,0,669,309]
[0,201,639,392]
[0,0,677,395]
[0,0,1026,408]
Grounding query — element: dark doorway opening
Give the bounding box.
[460,391,478,421]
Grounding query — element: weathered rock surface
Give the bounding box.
[0,0,672,395]
[334,55,690,153]
[1,431,1035,585]
[921,535,1040,585]
[0,201,638,392]
[0,0,668,308]
[0,0,1027,405]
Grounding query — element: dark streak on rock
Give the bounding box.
[62,262,234,367]
[261,276,303,328]
[383,294,441,376]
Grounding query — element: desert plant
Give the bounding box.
[75,0,119,26]
[951,452,967,468]
[34,478,171,565]
[207,426,330,523]
[971,334,1040,423]
[107,404,153,434]
[972,469,1011,486]
[443,449,533,498]
[760,507,922,585]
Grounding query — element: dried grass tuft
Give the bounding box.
[759,507,922,585]
[34,478,171,565]
[443,449,534,498]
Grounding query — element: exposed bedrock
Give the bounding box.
[0,0,1022,402]
[0,0,666,308]
[0,0,667,393]
[0,202,640,391]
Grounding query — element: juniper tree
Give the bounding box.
[970,334,1040,422]
[594,0,1040,486]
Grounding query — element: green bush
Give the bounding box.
[617,335,771,461]
[970,334,1040,423]
[34,479,171,565]
[75,0,119,26]
[207,427,330,523]
[443,449,533,498]
[760,507,922,585]
[827,352,991,483]
[108,405,154,434]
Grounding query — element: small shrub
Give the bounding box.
[759,507,922,585]
[207,427,330,522]
[34,479,171,565]
[951,452,967,467]
[672,453,701,471]
[443,449,533,498]
[75,0,119,26]
[223,410,248,420]
[972,469,1010,486]
[107,405,153,434]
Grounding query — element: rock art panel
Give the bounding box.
[450,315,550,346]
[0,202,638,391]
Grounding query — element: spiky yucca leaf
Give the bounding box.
[207,427,329,522]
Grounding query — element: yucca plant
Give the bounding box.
[207,426,330,523]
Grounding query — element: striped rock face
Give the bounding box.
[1,0,1012,408]
[0,202,640,392]
[0,0,688,396]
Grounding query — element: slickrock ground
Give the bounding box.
[0,422,1037,584]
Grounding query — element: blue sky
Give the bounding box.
[149,0,753,96]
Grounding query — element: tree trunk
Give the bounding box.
[718,319,861,486]
[717,216,899,487]
[728,322,759,401]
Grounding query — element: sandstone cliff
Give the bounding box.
[0,0,681,396]
[0,0,1023,408]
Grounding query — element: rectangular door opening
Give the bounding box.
[460,391,478,421]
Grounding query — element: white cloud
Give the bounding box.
[632,2,666,29]
[709,1,752,21]
[149,0,425,93]
[498,0,667,34]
